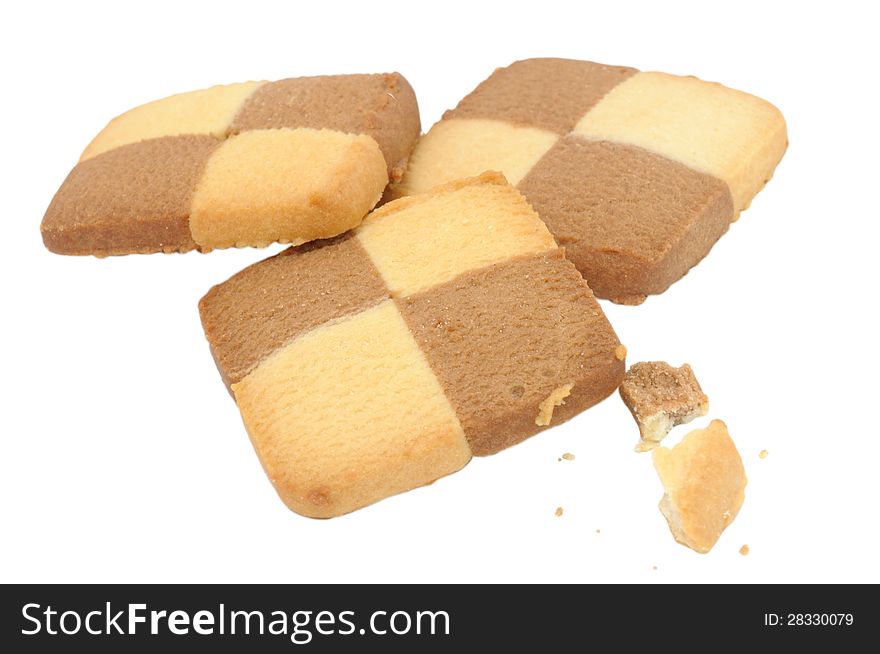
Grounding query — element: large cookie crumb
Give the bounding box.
[620,361,709,451]
[652,419,747,554]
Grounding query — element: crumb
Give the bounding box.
[555,507,563,517]
[561,452,575,461]
[596,529,601,534]
[615,344,627,361]
[535,383,574,426]
[619,361,709,450]
[759,449,768,459]
[739,544,750,556]
[634,440,655,453]
[652,565,657,571]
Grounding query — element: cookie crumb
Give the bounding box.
[595,529,601,534]
[561,453,575,461]
[739,544,750,556]
[653,420,747,553]
[555,507,563,517]
[620,361,709,450]
[535,383,574,426]
[759,449,768,459]
[615,344,627,361]
[652,565,657,571]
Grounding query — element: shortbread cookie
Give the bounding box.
[620,361,709,451]
[653,420,747,553]
[199,173,625,518]
[42,73,420,256]
[394,58,787,304]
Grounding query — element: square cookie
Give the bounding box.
[199,173,625,517]
[42,73,420,255]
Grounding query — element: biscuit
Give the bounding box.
[42,73,420,256]
[199,172,625,517]
[394,59,787,304]
[619,361,709,451]
[653,420,747,553]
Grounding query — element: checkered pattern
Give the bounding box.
[396,59,787,304]
[42,73,419,256]
[199,174,625,517]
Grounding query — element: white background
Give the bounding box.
[1,0,878,584]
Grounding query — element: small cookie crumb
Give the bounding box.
[535,383,574,426]
[739,544,750,556]
[652,565,657,571]
[555,507,563,517]
[615,344,627,361]
[595,529,601,534]
[561,453,575,461]
[759,449,768,459]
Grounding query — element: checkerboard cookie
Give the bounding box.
[394,59,787,304]
[42,73,420,256]
[199,173,625,517]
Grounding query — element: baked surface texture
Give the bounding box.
[394,58,787,304]
[199,173,625,517]
[653,419,747,553]
[620,361,709,451]
[42,73,420,256]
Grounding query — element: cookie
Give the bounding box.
[42,73,420,256]
[653,419,747,553]
[619,361,709,451]
[393,59,787,304]
[199,172,625,518]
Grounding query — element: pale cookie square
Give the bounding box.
[574,72,787,212]
[189,128,387,249]
[80,81,265,161]
[396,118,559,196]
[653,420,747,553]
[232,300,471,518]
[357,173,557,297]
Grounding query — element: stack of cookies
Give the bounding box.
[41,60,786,548]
